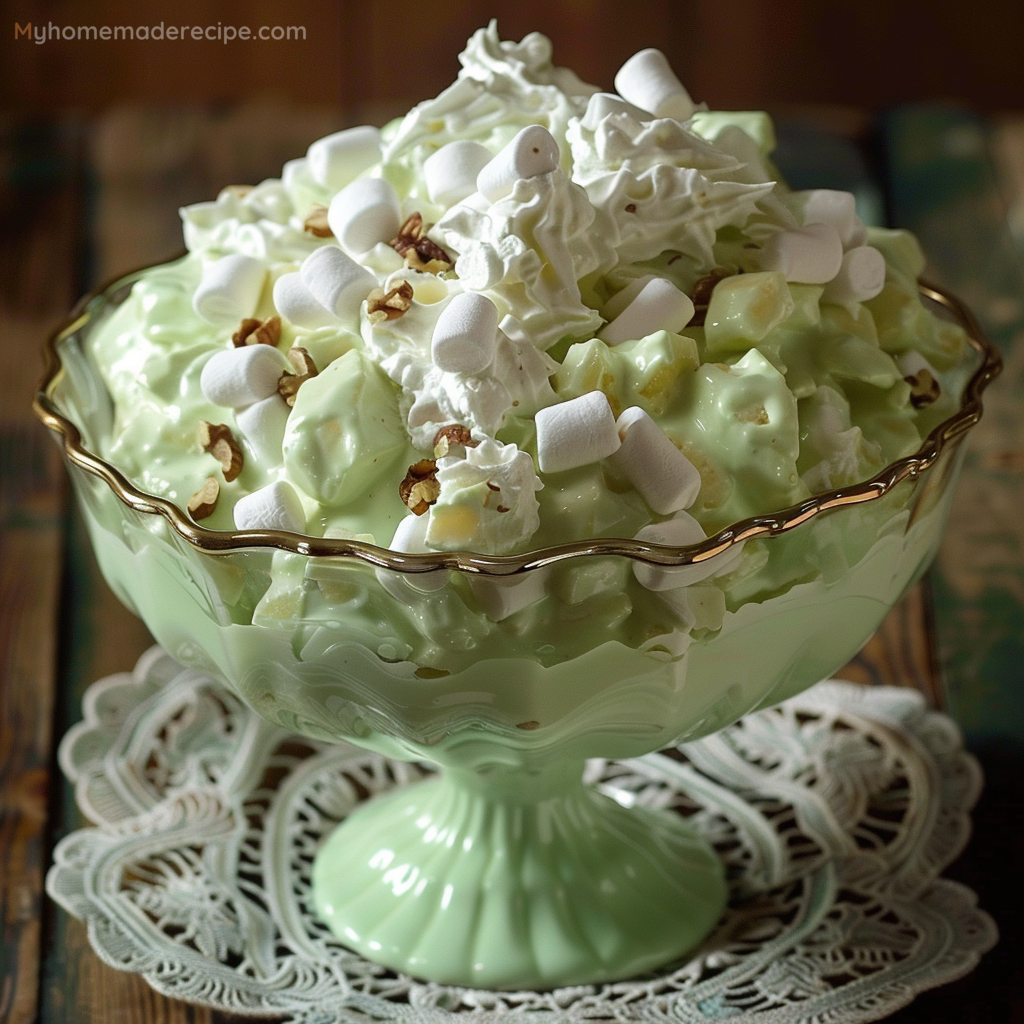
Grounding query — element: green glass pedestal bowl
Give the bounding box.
[35,272,999,991]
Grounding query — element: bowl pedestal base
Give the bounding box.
[311,758,727,990]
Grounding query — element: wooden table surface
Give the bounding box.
[1,104,1021,1023]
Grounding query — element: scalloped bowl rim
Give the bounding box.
[34,267,1002,577]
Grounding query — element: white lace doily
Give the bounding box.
[47,647,996,1023]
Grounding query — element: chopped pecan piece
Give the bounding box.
[389,212,453,273]
[303,204,333,238]
[390,212,426,254]
[232,315,281,347]
[399,458,440,515]
[432,423,479,458]
[691,268,732,307]
[367,281,414,324]
[906,368,941,408]
[197,421,244,482]
[188,476,220,521]
[287,346,318,376]
[687,268,732,326]
[232,318,261,346]
[278,347,318,407]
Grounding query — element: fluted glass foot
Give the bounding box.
[312,760,726,990]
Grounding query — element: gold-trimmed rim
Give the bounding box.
[34,269,1002,577]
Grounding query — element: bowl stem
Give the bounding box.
[312,757,726,989]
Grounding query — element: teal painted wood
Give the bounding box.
[883,105,1024,745]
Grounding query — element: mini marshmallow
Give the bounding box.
[233,480,305,534]
[758,223,844,285]
[272,272,338,329]
[632,512,743,591]
[613,48,695,121]
[897,349,938,379]
[424,140,493,208]
[235,395,290,466]
[580,92,651,131]
[306,126,381,191]
[599,277,695,345]
[192,254,266,326]
[376,513,450,598]
[535,391,620,474]
[299,245,376,321]
[468,569,547,621]
[798,189,868,249]
[821,246,886,305]
[327,177,401,255]
[200,344,289,409]
[601,274,657,321]
[476,125,560,203]
[609,407,701,514]
[431,292,499,374]
[454,245,506,290]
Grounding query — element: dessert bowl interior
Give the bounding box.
[35,271,998,755]
[35,271,999,989]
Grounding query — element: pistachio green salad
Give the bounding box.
[88,24,968,583]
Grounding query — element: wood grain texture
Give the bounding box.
[3,2,1023,115]
[0,118,78,1024]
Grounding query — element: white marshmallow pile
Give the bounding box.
[272,272,339,330]
[476,125,560,203]
[235,395,290,466]
[200,344,289,409]
[306,126,382,191]
[300,245,376,320]
[327,177,401,254]
[468,569,548,621]
[799,189,868,249]
[632,512,743,591]
[822,245,887,305]
[613,48,696,121]
[233,480,305,533]
[602,274,657,321]
[757,189,885,302]
[431,292,499,374]
[425,140,493,207]
[599,277,695,344]
[376,513,451,599]
[609,407,701,514]
[758,222,844,285]
[535,391,620,474]
[192,254,267,326]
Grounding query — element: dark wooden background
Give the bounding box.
[4,0,1024,117]
[3,2,1024,1021]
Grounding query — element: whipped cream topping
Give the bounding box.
[89,21,967,562]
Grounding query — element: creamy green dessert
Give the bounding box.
[87,24,969,649]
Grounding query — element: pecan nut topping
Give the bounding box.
[432,423,479,458]
[188,476,220,521]
[689,268,732,326]
[197,421,244,482]
[367,281,414,324]
[399,458,440,515]
[389,212,453,273]
[303,205,333,238]
[232,315,281,347]
[278,347,319,407]
[906,368,941,408]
